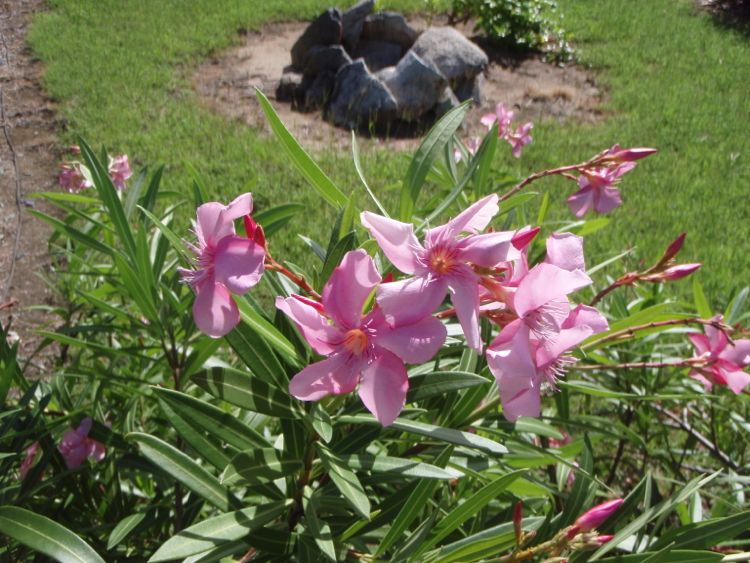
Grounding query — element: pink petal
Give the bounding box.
[513,263,592,319]
[545,233,585,272]
[688,333,711,356]
[213,236,265,294]
[458,231,519,267]
[195,194,253,246]
[566,186,595,218]
[719,339,750,367]
[276,296,343,355]
[487,321,541,421]
[375,315,446,364]
[446,194,500,235]
[562,304,609,333]
[361,212,422,274]
[595,186,623,214]
[358,350,408,426]
[690,370,713,391]
[448,271,482,351]
[377,276,448,326]
[76,417,93,437]
[323,250,381,330]
[721,367,750,394]
[193,281,240,338]
[221,193,254,222]
[480,113,497,128]
[289,354,361,401]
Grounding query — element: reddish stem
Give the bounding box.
[264,256,321,300]
[583,317,731,350]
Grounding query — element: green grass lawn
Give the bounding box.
[29,0,750,299]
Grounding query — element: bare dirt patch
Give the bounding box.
[192,18,604,152]
[1,0,60,371]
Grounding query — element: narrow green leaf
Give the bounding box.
[340,453,463,480]
[650,510,750,551]
[256,90,347,208]
[303,488,337,562]
[311,403,333,443]
[28,210,114,256]
[317,443,371,519]
[220,448,303,486]
[192,367,298,419]
[107,513,146,550]
[128,433,238,512]
[693,278,713,318]
[320,231,357,285]
[399,101,471,220]
[137,206,191,262]
[254,202,305,237]
[236,297,301,369]
[337,414,507,455]
[0,506,104,563]
[598,551,723,563]
[351,131,388,216]
[472,126,498,197]
[148,500,292,562]
[407,371,488,402]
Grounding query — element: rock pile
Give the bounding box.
[277,0,488,131]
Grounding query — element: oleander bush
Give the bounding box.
[1,95,750,562]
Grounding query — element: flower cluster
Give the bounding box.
[688,315,750,393]
[480,103,534,158]
[58,146,132,193]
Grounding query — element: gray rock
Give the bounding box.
[361,12,419,51]
[352,40,403,72]
[276,71,304,103]
[342,0,375,51]
[303,45,352,77]
[384,51,447,120]
[303,71,336,112]
[327,59,398,128]
[411,27,488,83]
[453,73,485,104]
[290,8,343,70]
[375,65,396,83]
[434,86,460,118]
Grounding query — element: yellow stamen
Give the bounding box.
[343,329,368,355]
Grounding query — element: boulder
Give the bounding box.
[361,12,419,51]
[303,45,352,77]
[303,71,336,112]
[453,73,485,104]
[327,59,398,128]
[433,86,460,119]
[352,40,403,72]
[290,8,343,70]
[342,0,375,51]
[276,70,304,103]
[375,66,397,83]
[411,27,488,83]
[383,51,447,120]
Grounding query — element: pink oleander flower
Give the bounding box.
[277,250,446,426]
[361,194,519,351]
[481,103,515,137]
[573,499,624,532]
[487,304,608,421]
[566,162,632,218]
[179,193,265,338]
[507,122,533,158]
[19,442,41,480]
[58,161,92,193]
[58,417,106,469]
[454,137,481,163]
[688,316,750,393]
[108,154,132,190]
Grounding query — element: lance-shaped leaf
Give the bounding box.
[192,367,298,419]
[303,488,337,562]
[128,433,239,512]
[340,454,463,480]
[220,448,303,486]
[0,506,105,563]
[148,500,292,562]
[317,443,370,520]
[407,371,489,402]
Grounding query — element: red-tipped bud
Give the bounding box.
[513,501,524,546]
[611,147,657,162]
[382,272,395,284]
[594,535,614,545]
[574,499,623,532]
[662,232,687,263]
[659,263,701,281]
[243,216,266,248]
[512,226,540,250]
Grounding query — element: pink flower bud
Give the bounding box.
[574,499,623,532]
[513,501,523,545]
[661,232,687,262]
[511,226,540,250]
[595,534,614,545]
[659,263,702,281]
[610,147,657,162]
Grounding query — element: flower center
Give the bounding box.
[343,329,368,356]
[429,246,457,275]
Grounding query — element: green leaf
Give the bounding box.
[515,417,565,440]
[303,488,337,562]
[220,448,303,486]
[153,387,269,450]
[337,414,507,455]
[317,443,371,519]
[340,453,463,480]
[375,447,452,556]
[28,210,114,256]
[472,127,498,197]
[148,500,292,562]
[693,278,713,317]
[649,510,750,551]
[107,513,146,550]
[256,89,347,208]
[320,231,357,285]
[311,403,333,443]
[417,470,524,555]
[407,371,488,402]
[598,551,722,563]
[128,432,239,512]
[224,315,290,389]
[192,367,298,419]
[0,506,104,563]
[399,101,471,220]
[235,297,301,370]
[137,206,191,263]
[254,203,305,237]
[351,131,388,216]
